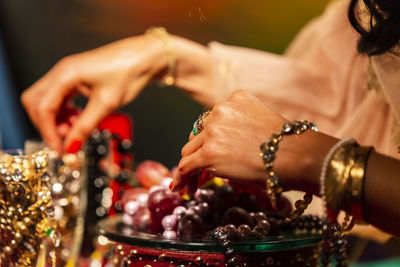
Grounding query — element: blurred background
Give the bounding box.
[0,0,330,167]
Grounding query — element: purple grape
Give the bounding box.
[197,202,210,218]
[178,214,205,240]
[223,207,252,227]
[184,200,197,209]
[148,188,182,219]
[215,184,238,212]
[162,214,178,230]
[148,185,163,195]
[237,193,259,212]
[163,230,177,239]
[132,208,162,234]
[173,206,187,218]
[137,193,149,208]
[124,200,139,216]
[194,189,215,204]
[160,178,173,188]
[122,213,135,225]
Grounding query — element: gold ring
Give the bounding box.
[192,111,211,136]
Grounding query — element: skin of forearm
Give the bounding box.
[363,152,400,236]
[275,130,338,195]
[171,36,216,107]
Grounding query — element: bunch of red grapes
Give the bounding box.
[121,161,294,241]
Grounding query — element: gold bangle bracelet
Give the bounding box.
[325,139,358,214]
[346,145,374,221]
[145,27,176,86]
[323,138,374,226]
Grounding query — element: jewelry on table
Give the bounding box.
[0,148,85,267]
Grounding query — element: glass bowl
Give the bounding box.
[98,215,322,267]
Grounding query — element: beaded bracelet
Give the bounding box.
[259,120,318,218]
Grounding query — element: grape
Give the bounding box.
[123,200,139,216]
[163,230,177,239]
[148,188,182,219]
[194,189,215,204]
[121,187,148,209]
[173,206,187,218]
[215,184,238,212]
[162,215,178,230]
[132,208,162,234]
[178,214,205,240]
[237,193,259,212]
[137,193,149,208]
[122,213,135,225]
[186,206,201,216]
[136,160,170,189]
[183,200,197,209]
[160,177,173,188]
[148,186,163,195]
[223,207,252,227]
[197,202,211,218]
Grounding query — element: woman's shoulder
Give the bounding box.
[285,0,359,60]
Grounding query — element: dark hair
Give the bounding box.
[348,0,400,56]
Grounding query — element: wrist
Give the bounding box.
[143,29,175,83]
[171,35,216,106]
[274,130,338,195]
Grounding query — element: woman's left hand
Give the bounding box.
[171,90,287,194]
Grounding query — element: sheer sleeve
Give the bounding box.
[208,0,396,157]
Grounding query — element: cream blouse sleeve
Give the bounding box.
[207,0,396,158]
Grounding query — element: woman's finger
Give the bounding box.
[181,131,205,157]
[171,149,208,191]
[64,87,120,152]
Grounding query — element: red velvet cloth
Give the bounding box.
[112,243,320,267]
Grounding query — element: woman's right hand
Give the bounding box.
[21,34,214,155]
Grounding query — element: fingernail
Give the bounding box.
[169,181,173,190]
[66,140,82,154]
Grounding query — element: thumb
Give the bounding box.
[64,89,119,153]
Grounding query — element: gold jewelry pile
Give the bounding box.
[0,151,58,266]
[0,149,85,266]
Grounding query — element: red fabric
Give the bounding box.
[113,243,320,267]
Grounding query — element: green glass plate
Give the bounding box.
[98,215,322,253]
